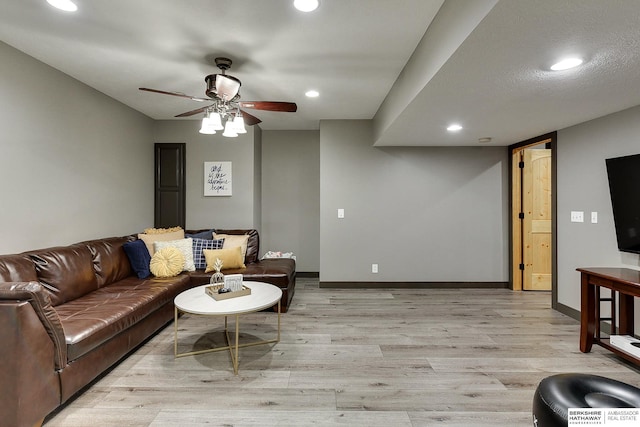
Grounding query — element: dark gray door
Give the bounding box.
[155,143,185,228]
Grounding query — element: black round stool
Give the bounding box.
[532,373,640,426]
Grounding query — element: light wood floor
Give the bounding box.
[45,278,640,426]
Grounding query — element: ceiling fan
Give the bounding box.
[139,57,297,136]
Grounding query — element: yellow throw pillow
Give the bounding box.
[149,247,185,278]
[203,246,246,272]
[138,229,185,256]
[213,233,250,259]
[143,226,183,234]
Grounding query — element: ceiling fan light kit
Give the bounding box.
[140,57,296,138]
[222,120,239,138]
[233,115,247,134]
[207,111,224,131]
[199,124,216,135]
[199,109,222,134]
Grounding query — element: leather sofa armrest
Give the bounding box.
[0,281,67,369]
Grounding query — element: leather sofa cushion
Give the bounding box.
[189,258,295,289]
[240,259,296,288]
[83,236,135,287]
[56,274,192,362]
[29,244,99,306]
[0,254,38,282]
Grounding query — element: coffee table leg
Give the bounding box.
[223,315,241,375]
[234,314,240,374]
[277,301,281,342]
[174,307,178,357]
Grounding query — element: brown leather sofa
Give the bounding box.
[0,229,295,427]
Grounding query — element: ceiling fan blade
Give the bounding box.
[139,87,211,102]
[240,109,262,126]
[174,105,211,118]
[238,101,297,112]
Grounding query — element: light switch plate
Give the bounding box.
[337,209,345,219]
[571,211,584,223]
[591,212,598,223]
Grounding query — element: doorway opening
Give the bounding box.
[509,132,558,307]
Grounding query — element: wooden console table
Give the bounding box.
[578,267,640,365]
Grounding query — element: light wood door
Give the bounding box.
[522,149,552,290]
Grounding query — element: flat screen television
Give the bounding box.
[606,153,640,254]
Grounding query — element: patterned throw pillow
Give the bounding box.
[149,247,185,278]
[191,238,225,270]
[154,238,195,272]
[143,226,183,234]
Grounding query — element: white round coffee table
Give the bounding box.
[173,281,282,374]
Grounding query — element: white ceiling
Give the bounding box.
[1,0,639,146]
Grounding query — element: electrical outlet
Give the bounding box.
[570,211,584,223]
[371,263,378,273]
[337,209,345,219]
[591,212,598,223]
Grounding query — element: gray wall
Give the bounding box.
[262,130,320,272]
[153,120,262,231]
[6,33,640,308]
[253,126,263,233]
[557,105,640,319]
[320,120,509,282]
[0,41,154,254]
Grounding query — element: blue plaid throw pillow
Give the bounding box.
[192,238,225,270]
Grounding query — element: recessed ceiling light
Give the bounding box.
[46,0,78,12]
[305,90,319,98]
[294,0,319,12]
[550,57,583,71]
[447,124,463,132]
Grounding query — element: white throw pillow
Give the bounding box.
[138,229,185,256]
[154,238,195,272]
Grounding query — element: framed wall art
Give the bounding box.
[204,161,232,196]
